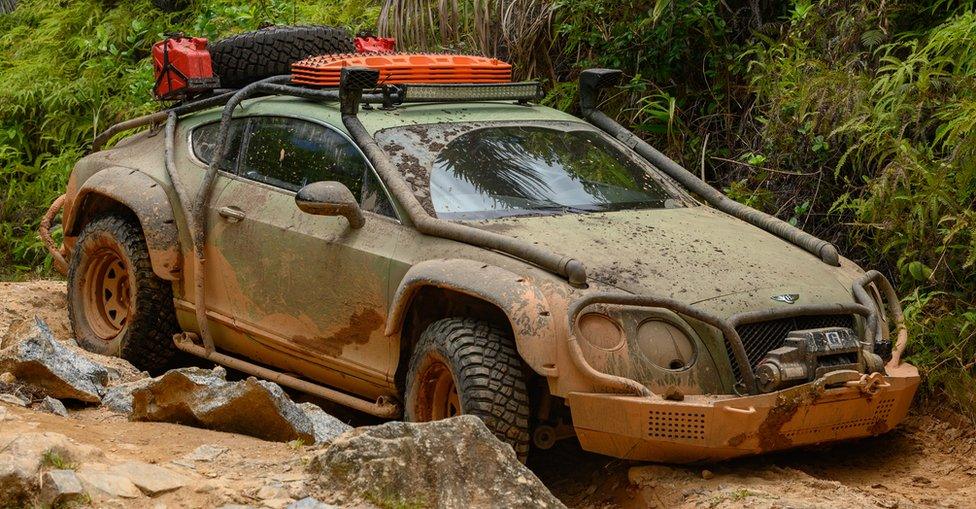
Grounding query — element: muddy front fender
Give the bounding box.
[64,166,182,281]
[386,258,561,376]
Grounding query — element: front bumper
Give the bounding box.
[567,362,920,463]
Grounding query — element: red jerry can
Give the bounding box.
[152,35,220,100]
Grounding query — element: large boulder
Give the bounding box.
[130,367,316,444]
[298,402,351,445]
[102,377,154,414]
[0,318,108,403]
[307,415,565,509]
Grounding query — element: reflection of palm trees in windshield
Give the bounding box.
[434,126,651,210]
[434,128,558,209]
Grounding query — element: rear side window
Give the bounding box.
[191,119,247,172]
[238,117,367,195]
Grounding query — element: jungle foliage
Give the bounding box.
[0,0,973,416]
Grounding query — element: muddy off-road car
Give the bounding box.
[42,29,919,462]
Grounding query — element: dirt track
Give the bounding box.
[2,280,975,508]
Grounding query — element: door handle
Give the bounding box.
[218,206,246,222]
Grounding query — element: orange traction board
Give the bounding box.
[291,53,512,86]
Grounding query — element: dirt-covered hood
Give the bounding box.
[467,206,856,316]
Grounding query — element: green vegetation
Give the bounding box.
[41,449,77,470]
[0,0,973,415]
[0,0,377,277]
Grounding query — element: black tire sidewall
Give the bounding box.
[210,25,355,88]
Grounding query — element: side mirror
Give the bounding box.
[295,181,365,229]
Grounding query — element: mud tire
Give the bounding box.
[67,214,181,374]
[405,317,531,460]
[210,25,354,88]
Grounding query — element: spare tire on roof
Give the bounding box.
[210,25,355,88]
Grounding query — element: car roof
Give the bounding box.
[181,94,588,134]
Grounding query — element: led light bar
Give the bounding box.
[397,82,545,103]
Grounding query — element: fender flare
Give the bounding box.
[386,258,559,375]
[65,167,182,281]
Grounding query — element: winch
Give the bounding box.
[755,327,886,393]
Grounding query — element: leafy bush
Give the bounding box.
[744,1,976,418]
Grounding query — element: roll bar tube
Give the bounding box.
[577,68,841,267]
[337,67,589,286]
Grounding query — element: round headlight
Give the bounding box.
[635,319,695,370]
[578,313,625,351]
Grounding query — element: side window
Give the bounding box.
[362,171,398,218]
[190,119,247,172]
[238,116,367,195]
[236,116,398,219]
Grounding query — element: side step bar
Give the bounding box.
[173,333,401,418]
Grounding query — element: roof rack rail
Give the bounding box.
[92,79,543,152]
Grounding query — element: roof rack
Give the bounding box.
[291,53,513,86]
[92,78,543,152]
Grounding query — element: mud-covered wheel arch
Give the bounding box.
[64,168,182,282]
[394,286,514,391]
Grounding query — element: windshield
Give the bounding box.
[376,122,686,220]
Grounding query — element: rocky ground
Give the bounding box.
[2,280,975,509]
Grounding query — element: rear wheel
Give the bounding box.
[405,317,531,460]
[67,214,181,374]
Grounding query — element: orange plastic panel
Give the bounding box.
[291,53,512,86]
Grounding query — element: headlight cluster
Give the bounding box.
[635,319,695,370]
[577,307,697,372]
[578,313,624,351]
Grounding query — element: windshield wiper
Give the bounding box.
[531,204,605,214]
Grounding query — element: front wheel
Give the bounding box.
[404,317,531,460]
[67,214,181,374]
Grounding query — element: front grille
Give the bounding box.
[727,315,855,382]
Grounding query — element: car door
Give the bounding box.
[177,117,249,348]
[205,115,403,391]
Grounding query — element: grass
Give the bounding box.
[41,449,77,470]
[364,489,427,509]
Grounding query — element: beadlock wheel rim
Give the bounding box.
[419,358,462,421]
[82,246,132,340]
